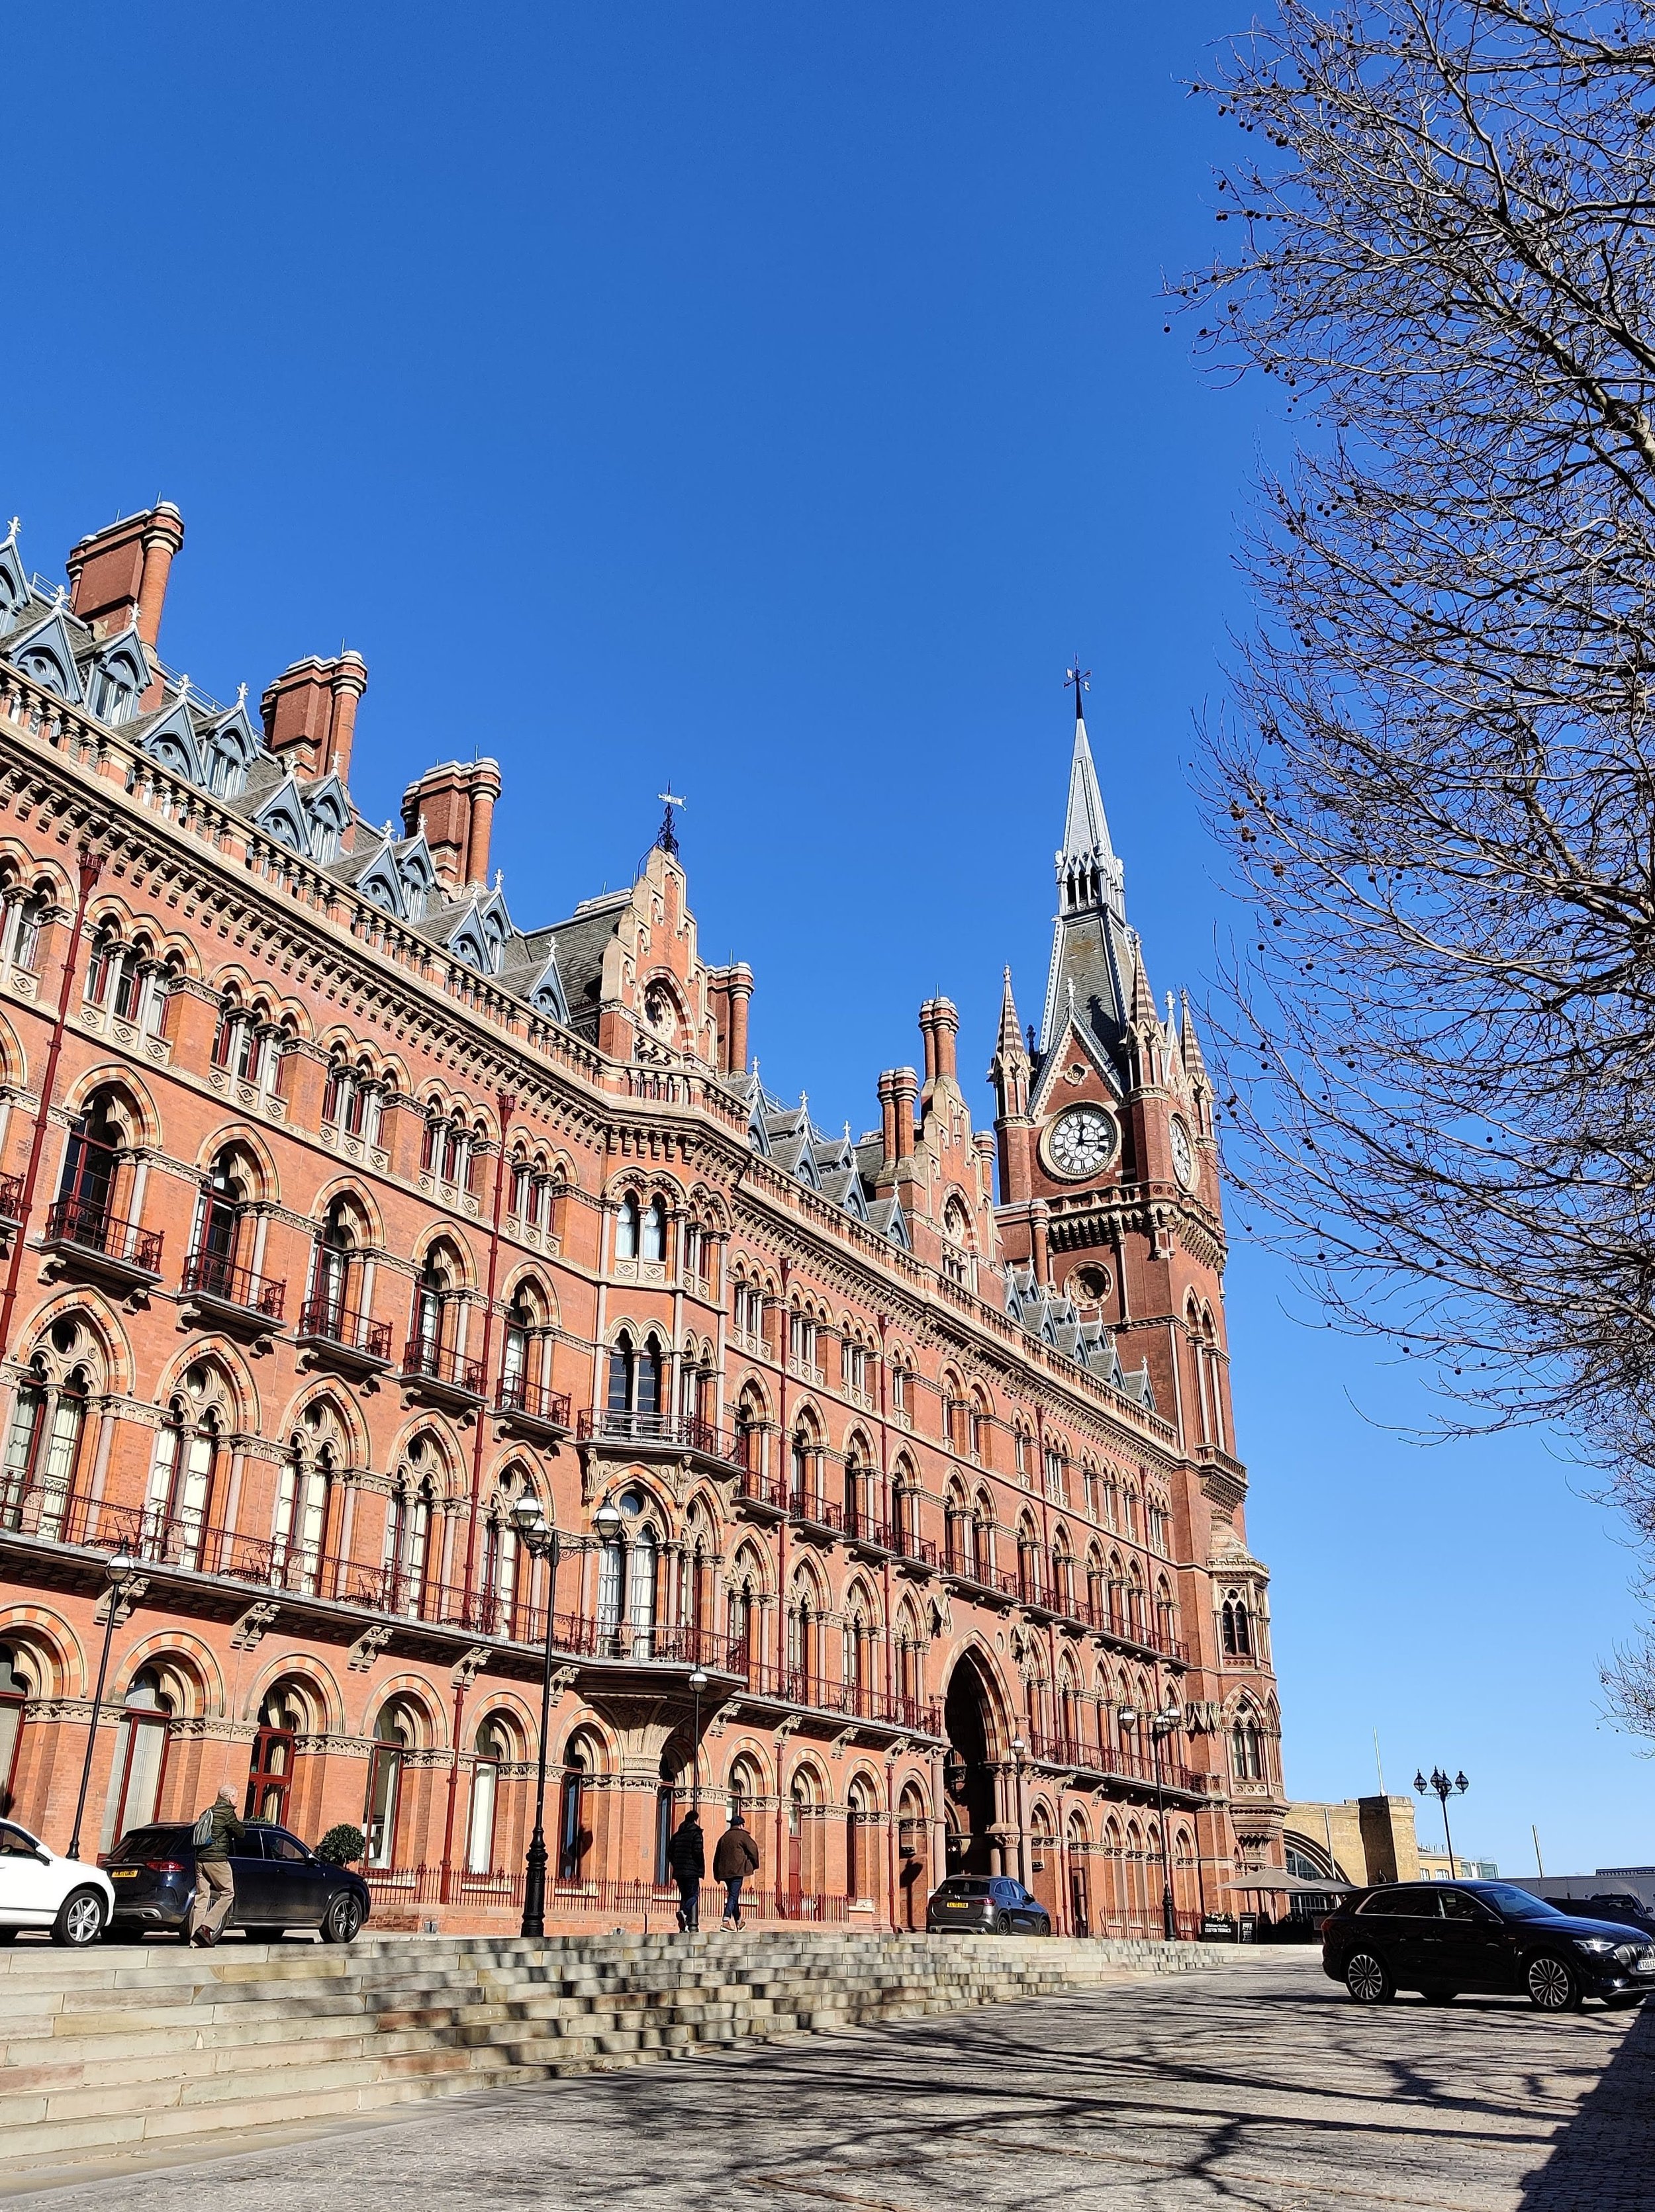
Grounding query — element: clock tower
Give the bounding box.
[990,686,1232,1455]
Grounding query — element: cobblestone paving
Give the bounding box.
[9,1953,1652,2211]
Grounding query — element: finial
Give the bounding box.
[177,674,191,698]
[844,1121,853,1145]
[1066,977,1076,1014]
[495,868,503,890]
[5,518,19,543]
[1026,1023,1037,1054]
[53,584,66,608]
[236,681,248,707]
[655,786,686,855]
[1064,655,1092,723]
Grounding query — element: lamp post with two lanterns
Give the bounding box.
[510,1493,622,1938]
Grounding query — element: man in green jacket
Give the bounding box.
[189,1787,246,1947]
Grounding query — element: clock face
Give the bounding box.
[1169,1116,1196,1191]
[1045,1105,1118,1181]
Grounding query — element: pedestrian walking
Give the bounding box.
[713,1811,761,1929]
[667,1806,704,1931]
[187,1786,246,1947]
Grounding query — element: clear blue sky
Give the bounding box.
[9,3,1650,1875]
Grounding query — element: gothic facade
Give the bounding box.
[0,502,1284,1934]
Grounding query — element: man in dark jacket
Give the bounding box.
[667,1808,704,1931]
[713,1813,761,1929]
[189,1787,247,1947]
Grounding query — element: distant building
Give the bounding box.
[1286,1795,1422,1891]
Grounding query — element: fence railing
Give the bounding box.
[297,1295,393,1361]
[181,1250,286,1319]
[579,1408,739,1463]
[401,1337,487,1397]
[743,1661,941,1734]
[0,1172,23,1221]
[44,1197,163,1273]
[496,1374,573,1429]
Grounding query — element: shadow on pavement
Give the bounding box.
[1517,2000,1655,2209]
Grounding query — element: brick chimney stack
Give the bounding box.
[708,963,755,1075]
[931,996,959,1082]
[400,759,503,891]
[261,652,368,782]
[918,1001,939,1084]
[890,1067,918,1162]
[66,501,185,650]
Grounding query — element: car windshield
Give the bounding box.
[1476,1883,1567,1921]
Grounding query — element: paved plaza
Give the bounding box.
[6,1951,1651,2211]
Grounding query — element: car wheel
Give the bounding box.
[52,1888,107,1948]
[994,1910,1012,1933]
[323,1893,363,1945]
[1527,1953,1582,2012]
[1423,1990,1458,2005]
[1344,1950,1394,2005]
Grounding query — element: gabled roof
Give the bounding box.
[4,604,85,704]
[132,696,205,782]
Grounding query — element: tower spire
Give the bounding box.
[1039,665,1130,1056]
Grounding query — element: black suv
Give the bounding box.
[1322,1880,1655,2012]
[105,1821,369,1943]
[926,1874,1051,1935]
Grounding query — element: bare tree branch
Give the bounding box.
[1178,1,1655,1730]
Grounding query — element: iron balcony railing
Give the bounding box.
[180,1250,286,1320]
[297,1295,393,1361]
[495,1373,573,1429]
[401,1338,487,1397]
[44,1196,163,1273]
[577,1408,739,1463]
[0,1172,23,1221]
[743,1660,942,1735]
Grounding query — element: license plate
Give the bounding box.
[111,1868,140,1880]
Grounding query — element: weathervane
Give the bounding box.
[1065,657,1092,723]
[655,787,686,856]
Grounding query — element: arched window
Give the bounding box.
[385,1443,439,1616]
[187,1149,252,1303]
[614,1194,641,1262]
[365,1703,415,1867]
[1222,1593,1253,1657]
[846,1774,875,1900]
[55,1092,123,1242]
[408,1248,451,1374]
[788,1420,820,1518]
[595,1515,659,1658]
[307,1195,364,1340]
[466,1717,510,1873]
[557,1742,590,1879]
[102,1668,174,1851]
[274,1434,334,1594]
[604,1330,663,1432]
[735,1385,766,1477]
[641,1196,667,1264]
[1,881,50,973]
[0,1641,34,1814]
[145,1399,220,1567]
[1232,1713,1264,1783]
[1,1349,90,1539]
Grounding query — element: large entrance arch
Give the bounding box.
[943,1651,1004,1876]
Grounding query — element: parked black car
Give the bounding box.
[1322,1880,1655,2011]
[926,1874,1051,1935]
[105,1821,369,1943]
[1550,1893,1655,1942]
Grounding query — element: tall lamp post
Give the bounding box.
[513,1496,622,1938]
[688,1667,709,1805]
[1009,1733,1029,1890]
[68,1551,134,1862]
[1119,1704,1182,1941]
[1414,1767,1470,1875]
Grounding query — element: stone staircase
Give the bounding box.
[0,1929,1229,2170]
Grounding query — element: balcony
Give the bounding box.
[892,1530,938,1579]
[42,1197,163,1291]
[577,1409,739,1467]
[732,1465,788,1521]
[179,1251,286,1335]
[295,1295,392,1379]
[0,1172,23,1224]
[400,1337,487,1410]
[744,1660,943,1737]
[943,1555,1021,1606]
[495,1373,573,1440]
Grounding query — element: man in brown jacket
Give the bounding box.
[713,1812,761,1929]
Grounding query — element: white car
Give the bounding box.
[0,1818,113,1945]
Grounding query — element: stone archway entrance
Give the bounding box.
[943,1653,1001,1876]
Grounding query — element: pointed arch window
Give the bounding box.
[1221,1594,1253,1658]
[614,1194,641,1262]
[145,1402,220,1567]
[1,1357,89,1537]
[274,1439,333,1595]
[56,1097,122,1242]
[641,1196,667,1264]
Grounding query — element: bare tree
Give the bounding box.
[1179,0,1655,1718]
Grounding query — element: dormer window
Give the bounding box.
[90,668,136,726]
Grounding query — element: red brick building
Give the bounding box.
[0,503,1284,1934]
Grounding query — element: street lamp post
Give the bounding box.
[68,1551,134,1862]
[1009,1734,1029,1890]
[1413,1767,1470,1875]
[688,1667,709,1804]
[1119,1704,1182,1941]
[513,1496,622,1939]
